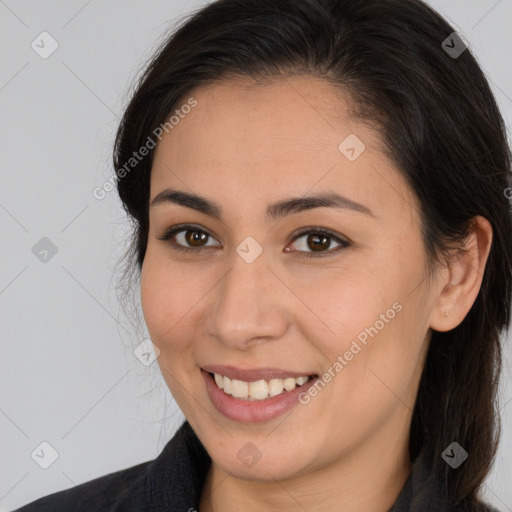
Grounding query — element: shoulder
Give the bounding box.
[450,494,503,512]
[455,502,503,512]
[11,421,210,512]
[11,459,152,512]
[388,448,504,512]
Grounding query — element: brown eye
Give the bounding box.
[184,229,209,247]
[305,233,331,252]
[286,228,350,258]
[158,224,350,258]
[157,224,221,253]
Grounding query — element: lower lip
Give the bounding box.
[201,370,318,423]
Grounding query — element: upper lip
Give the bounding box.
[202,365,317,382]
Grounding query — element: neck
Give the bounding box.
[199,429,412,512]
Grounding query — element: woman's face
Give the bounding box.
[141,76,440,481]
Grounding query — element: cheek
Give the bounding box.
[139,250,204,352]
[301,252,428,395]
[320,283,429,425]
[293,262,401,354]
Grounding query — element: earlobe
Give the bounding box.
[429,216,493,332]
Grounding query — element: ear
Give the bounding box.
[429,216,493,332]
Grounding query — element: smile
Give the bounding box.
[212,373,311,400]
[201,367,318,423]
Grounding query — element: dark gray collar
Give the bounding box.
[386,448,449,512]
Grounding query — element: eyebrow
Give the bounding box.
[150,188,374,222]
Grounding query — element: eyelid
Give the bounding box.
[286,226,351,258]
[289,226,351,246]
[157,223,221,248]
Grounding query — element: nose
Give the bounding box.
[205,249,291,351]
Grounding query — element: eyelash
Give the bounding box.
[156,224,351,258]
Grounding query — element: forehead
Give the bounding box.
[158,76,363,160]
[150,76,416,222]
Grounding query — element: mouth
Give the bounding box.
[206,371,315,401]
[201,367,319,422]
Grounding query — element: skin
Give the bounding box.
[140,76,492,512]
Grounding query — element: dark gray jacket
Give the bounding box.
[12,421,501,512]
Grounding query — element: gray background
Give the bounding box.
[0,1,511,511]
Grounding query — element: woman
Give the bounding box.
[14,0,511,510]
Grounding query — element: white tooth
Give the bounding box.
[268,378,284,396]
[249,380,269,400]
[283,377,296,391]
[214,373,224,389]
[223,376,232,395]
[231,379,249,398]
[296,376,309,386]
